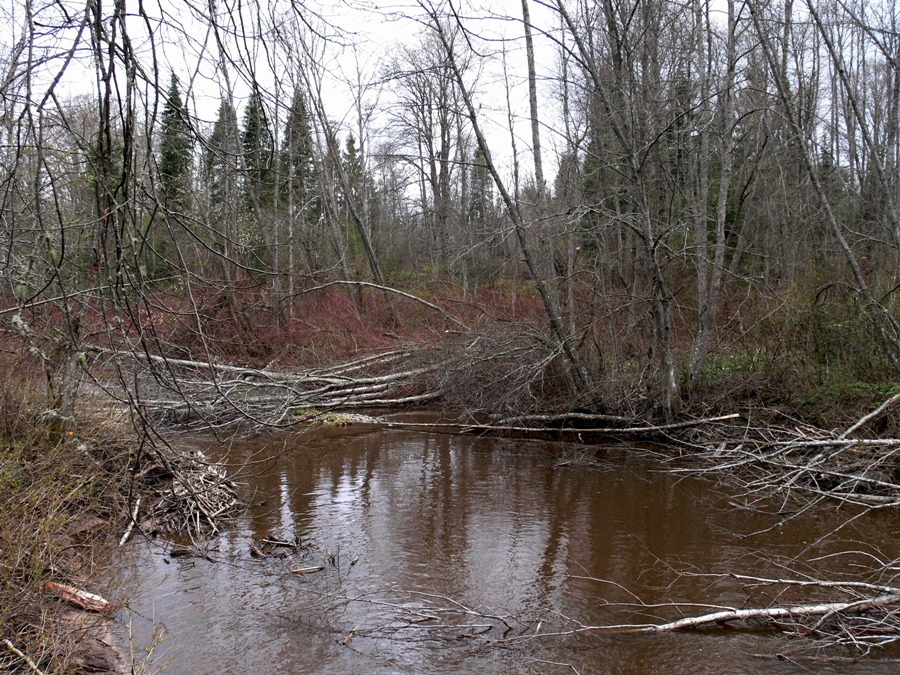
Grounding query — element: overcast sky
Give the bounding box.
[1,0,729,181]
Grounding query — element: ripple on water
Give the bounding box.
[114,426,900,674]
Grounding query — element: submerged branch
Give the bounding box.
[611,593,900,633]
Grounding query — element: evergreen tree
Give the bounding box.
[206,98,240,207]
[158,73,193,210]
[241,90,274,211]
[205,97,242,258]
[341,133,364,214]
[469,146,493,225]
[280,90,319,220]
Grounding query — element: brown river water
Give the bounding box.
[113,415,900,673]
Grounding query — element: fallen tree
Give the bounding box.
[486,572,900,654]
[91,347,442,430]
[671,394,900,511]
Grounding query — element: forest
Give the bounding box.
[2,0,900,670]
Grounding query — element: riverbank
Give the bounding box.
[0,376,132,672]
[0,363,238,673]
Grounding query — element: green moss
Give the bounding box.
[289,407,359,427]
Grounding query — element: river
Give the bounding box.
[113,415,900,673]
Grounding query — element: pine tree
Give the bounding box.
[158,73,193,210]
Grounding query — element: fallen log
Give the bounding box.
[314,350,410,377]
[381,413,742,436]
[493,412,637,427]
[496,592,900,641]
[43,582,112,614]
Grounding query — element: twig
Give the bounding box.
[725,573,900,596]
[3,639,46,675]
[292,566,325,575]
[118,496,141,547]
[294,280,470,329]
[840,391,900,439]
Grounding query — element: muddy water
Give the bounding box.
[117,419,900,674]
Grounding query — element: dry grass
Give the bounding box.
[0,359,138,673]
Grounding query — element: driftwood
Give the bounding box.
[43,582,111,614]
[292,566,325,575]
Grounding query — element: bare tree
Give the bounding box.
[419,0,595,395]
[748,0,900,373]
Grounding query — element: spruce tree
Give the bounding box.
[158,73,193,210]
[281,92,314,188]
[205,97,241,217]
[241,90,274,212]
[272,89,320,290]
[342,133,363,210]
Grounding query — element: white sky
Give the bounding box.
[2,0,732,183]
[2,0,566,181]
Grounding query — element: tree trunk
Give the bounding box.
[431,14,595,395]
[689,0,737,387]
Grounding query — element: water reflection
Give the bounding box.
[117,424,900,674]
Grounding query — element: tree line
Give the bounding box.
[1,0,898,420]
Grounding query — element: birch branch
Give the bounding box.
[618,593,900,633]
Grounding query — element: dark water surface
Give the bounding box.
[115,418,900,674]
